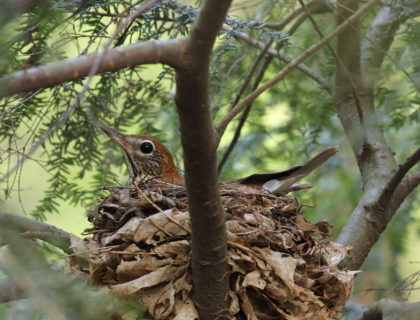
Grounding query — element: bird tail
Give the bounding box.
[263,146,339,194]
[289,146,339,179]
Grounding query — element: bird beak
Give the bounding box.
[98,125,133,151]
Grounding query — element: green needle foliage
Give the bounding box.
[2,0,420,317]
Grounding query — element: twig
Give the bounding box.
[150,219,174,236]
[60,245,121,259]
[218,12,312,172]
[227,37,273,120]
[134,183,191,233]
[227,241,264,260]
[81,229,108,235]
[217,37,273,142]
[234,0,330,30]
[215,0,380,134]
[0,0,161,184]
[105,251,157,255]
[333,4,420,95]
[234,228,259,236]
[0,89,43,125]
[222,25,334,95]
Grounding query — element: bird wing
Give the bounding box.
[227,146,339,194]
[231,166,303,186]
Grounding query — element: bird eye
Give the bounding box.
[139,141,154,154]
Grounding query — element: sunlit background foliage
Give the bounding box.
[1,0,420,318]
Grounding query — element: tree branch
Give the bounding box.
[0,212,74,254]
[337,171,420,270]
[358,299,420,320]
[257,0,333,30]
[218,41,282,173]
[222,25,334,95]
[375,148,420,212]
[331,1,420,272]
[361,5,403,72]
[218,3,328,172]
[298,0,368,146]
[173,0,232,318]
[0,39,184,99]
[215,0,380,134]
[217,37,273,142]
[357,5,420,94]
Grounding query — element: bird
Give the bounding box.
[99,125,338,195]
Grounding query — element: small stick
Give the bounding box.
[106,251,156,255]
[227,241,264,260]
[298,202,316,208]
[82,229,108,235]
[60,245,120,259]
[134,182,191,233]
[149,219,173,236]
[235,228,259,236]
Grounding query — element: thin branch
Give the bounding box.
[222,25,334,95]
[349,10,420,94]
[218,11,314,173]
[215,0,380,134]
[0,212,75,254]
[297,0,369,147]
[360,5,400,71]
[0,89,43,128]
[376,148,420,212]
[229,38,273,113]
[218,49,275,172]
[252,0,332,30]
[218,37,273,140]
[0,1,184,184]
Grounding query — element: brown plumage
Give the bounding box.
[99,126,184,185]
[99,125,338,195]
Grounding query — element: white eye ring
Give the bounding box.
[139,140,155,155]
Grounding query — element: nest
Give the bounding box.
[63,182,357,320]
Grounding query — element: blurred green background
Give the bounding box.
[1,0,420,318]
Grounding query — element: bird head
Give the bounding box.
[98,125,184,185]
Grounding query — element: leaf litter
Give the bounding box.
[63,181,357,319]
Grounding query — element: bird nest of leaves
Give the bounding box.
[63,181,356,320]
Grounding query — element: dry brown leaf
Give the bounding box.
[110,265,179,296]
[256,248,298,293]
[116,255,173,283]
[322,242,352,267]
[134,209,190,244]
[73,184,357,319]
[172,298,199,320]
[153,240,190,258]
[101,217,143,246]
[242,270,266,290]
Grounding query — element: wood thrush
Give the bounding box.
[99,125,338,195]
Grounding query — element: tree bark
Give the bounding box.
[173,1,232,318]
[0,211,74,254]
[0,40,184,99]
[358,299,420,320]
[333,0,420,271]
